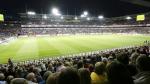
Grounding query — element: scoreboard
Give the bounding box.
[136,14,145,21]
[0,14,4,22]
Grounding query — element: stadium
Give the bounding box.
[0,11,149,63]
[0,0,150,84]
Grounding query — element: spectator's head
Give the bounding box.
[136,55,150,72]
[26,72,35,82]
[94,62,106,75]
[46,72,59,84]
[10,78,28,84]
[102,58,108,66]
[47,64,53,71]
[28,66,34,73]
[127,64,138,76]
[106,61,134,84]
[130,53,139,64]
[77,61,83,69]
[0,73,5,81]
[117,52,129,65]
[134,48,140,53]
[57,68,80,84]
[88,64,94,73]
[43,71,52,81]
[78,68,91,84]
[6,75,14,84]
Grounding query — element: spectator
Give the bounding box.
[91,62,107,84]
[6,75,14,84]
[78,68,91,84]
[77,61,84,69]
[117,52,137,76]
[56,62,66,72]
[134,55,150,84]
[88,64,94,73]
[117,52,129,65]
[129,53,144,76]
[106,61,134,84]
[33,68,43,83]
[10,78,28,84]
[130,51,139,65]
[39,71,52,84]
[0,73,6,84]
[57,68,80,84]
[26,73,37,84]
[46,72,59,84]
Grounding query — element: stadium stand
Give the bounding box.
[0,13,149,39]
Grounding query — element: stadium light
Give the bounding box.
[27,11,36,15]
[83,11,88,16]
[126,16,132,20]
[81,11,88,18]
[51,8,61,16]
[87,17,90,21]
[75,16,78,20]
[43,15,48,19]
[61,16,64,19]
[98,15,104,19]
[81,14,85,18]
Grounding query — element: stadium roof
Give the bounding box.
[120,0,150,7]
[0,0,150,20]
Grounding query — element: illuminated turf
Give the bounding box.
[0,34,149,64]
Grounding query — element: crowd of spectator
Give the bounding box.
[0,44,149,84]
[20,26,150,35]
[0,22,150,37]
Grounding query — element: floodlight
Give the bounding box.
[126,16,132,20]
[75,16,78,20]
[43,15,48,19]
[98,15,104,19]
[87,17,90,21]
[83,11,88,16]
[52,8,61,16]
[61,16,64,19]
[27,11,36,15]
[81,14,85,18]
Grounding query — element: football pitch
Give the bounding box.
[0,34,149,64]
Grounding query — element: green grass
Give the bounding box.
[0,34,149,64]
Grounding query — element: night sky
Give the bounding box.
[0,0,150,18]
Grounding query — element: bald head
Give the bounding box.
[10,78,28,84]
[0,73,5,80]
[26,73,35,81]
